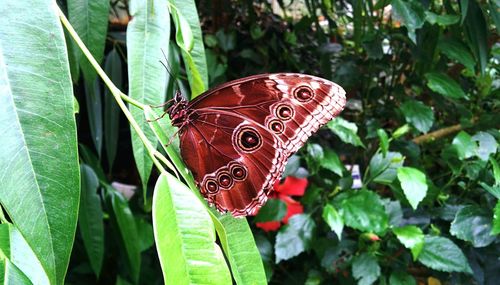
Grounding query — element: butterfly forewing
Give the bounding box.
[174,73,346,216]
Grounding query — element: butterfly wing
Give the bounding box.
[178,73,346,216]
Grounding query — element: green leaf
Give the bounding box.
[452,131,476,160]
[0,4,80,284]
[392,124,411,139]
[321,148,345,176]
[492,201,500,235]
[127,0,170,197]
[450,205,495,247]
[417,236,472,274]
[368,152,405,185]
[479,182,500,199]
[275,214,316,263]
[135,218,154,252]
[377,129,389,156]
[393,226,424,260]
[327,118,365,147]
[490,0,500,33]
[322,204,344,239]
[169,0,208,97]
[255,199,287,223]
[336,189,388,234]
[79,165,104,277]
[391,0,425,42]
[0,224,50,284]
[400,100,434,133]
[464,0,489,74]
[389,271,416,285]
[108,189,141,283]
[490,157,500,186]
[425,72,466,99]
[397,167,428,209]
[425,12,460,26]
[68,0,109,156]
[472,132,498,161]
[438,39,476,72]
[169,4,193,52]
[103,49,123,170]
[152,174,231,284]
[352,253,380,285]
[306,143,324,174]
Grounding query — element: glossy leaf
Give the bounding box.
[322,204,344,239]
[127,0,170,196]
[490,157,500,186]
[417,236,472,274]
[79,165,104,277]
[335,189,388,234]
[452,131,476,160]
[275,214,316,263]
[438,39,476,72]
[391,0,425,42]
[397,167,428,209]
[472,132,497,161]
[0,224,50,284]
[352,253,380,285]
[327,117,365,148]
[103,49,123,170]
[255,199,287,223]
[108,188,141,283]
[321,148,345,176]
[450,205,495,247]
[393,225,424,260]
[368,152,405,184]
[400,100,434,133]
[377,129,389,156]
[152,174,231,285]
[0,3,80,284]
[169,0,208,97]
[425,12,460,26]
[425,72,466,99]
[492,201,500,235]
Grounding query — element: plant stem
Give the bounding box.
[57,6,166,174]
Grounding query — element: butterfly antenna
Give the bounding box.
[159,48,181,95]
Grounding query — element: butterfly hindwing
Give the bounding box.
[174,73,346,216]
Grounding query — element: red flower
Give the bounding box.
[255,176,308,232]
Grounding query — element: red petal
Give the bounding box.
[280,195,304,224]
[276,176,308,196]
[256,221,281,232]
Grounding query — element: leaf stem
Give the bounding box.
[57,6,166,174]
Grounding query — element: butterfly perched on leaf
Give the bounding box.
[167,73,346,217]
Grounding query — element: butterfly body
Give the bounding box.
[168,73,346,217]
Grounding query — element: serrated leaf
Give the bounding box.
[425,72,466,99]
[493,201,500,235]
[450,205,495,247]
[438,39,476,71]
[0,5,80,284]
[79,165,104,277]
[417,236,472,273]
[352,253,380,285]
[400,100,434,133]
[152,174,232,284]
[389,271,416,285]
[255,199,287,223]
[275,214,316,263]
[393,226,424,260]
[322,204,344,239]
[336,189,388,234]
[368,152,404,185]
[321,148,345,176]
[472,132,497,161]
[127,0,170,197]
[452,131,476,160]
[327,118,365,147]
[397,167,428,209]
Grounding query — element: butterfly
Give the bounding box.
[167,73,346,217]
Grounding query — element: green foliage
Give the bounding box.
[0,0,498,284]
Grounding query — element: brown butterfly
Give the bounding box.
[168,73,346,217]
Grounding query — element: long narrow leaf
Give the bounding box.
[0,2,80,284]
[127,0,170,198]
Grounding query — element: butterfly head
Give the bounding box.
[167,91,189,128]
